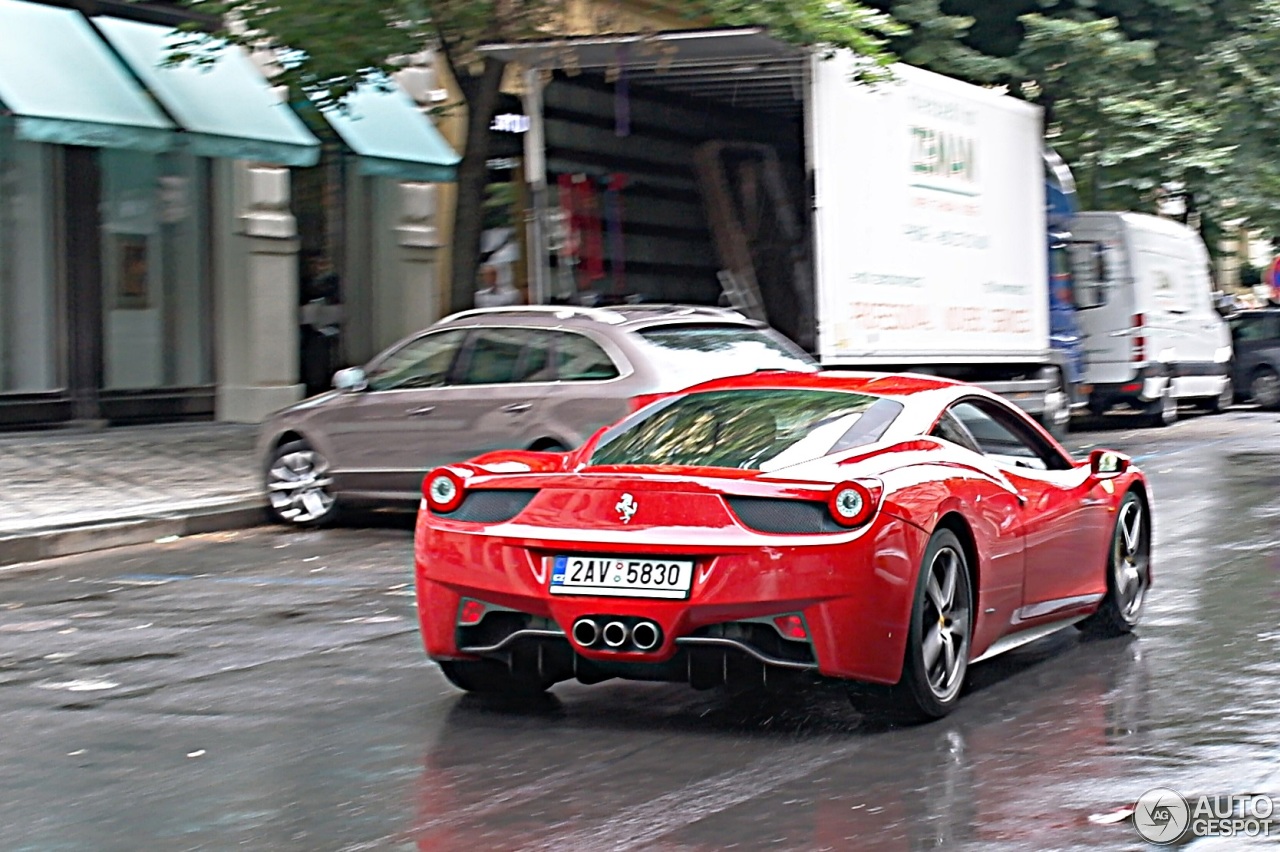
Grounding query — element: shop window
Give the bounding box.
[0,128,58,393]
[100,149,211,389]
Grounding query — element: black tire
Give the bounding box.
[265,439,339,527]
[1201,377,1233,414]
[438,659,554,696]
[1251,366,1280,410]
[852,528,973,723]
[530,441,569,453]
[1145,385,1177,428]
[1078,491,1150,638]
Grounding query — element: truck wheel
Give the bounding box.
[1036,371,1070,442]
[1145,386,1177,428]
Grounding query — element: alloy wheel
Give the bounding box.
[267,446,336,524]
[920,545,971,702]
[1112,498,1148,621]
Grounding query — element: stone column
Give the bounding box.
[214,160,305,422]
[393,181,445,339]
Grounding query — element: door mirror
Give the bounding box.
[1089,448,1130,478]
[332,366,367,392]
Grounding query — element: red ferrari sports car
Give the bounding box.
[413,371,1151,720]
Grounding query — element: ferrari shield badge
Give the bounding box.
[615,493,638,524]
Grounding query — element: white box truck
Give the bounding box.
[807,59,1063,425]
[496,36,1076,433]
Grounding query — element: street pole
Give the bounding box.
[522,66,550,305]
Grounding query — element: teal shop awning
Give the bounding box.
[0,0,172,151]
[94,16,320,167]
[317,77,460,182]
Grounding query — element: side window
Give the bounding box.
[948,400,1070,471]
[457,328,533,385]
[552,331,621,381]
[514,331,556,383]
[1231,317,1262,342]
[1068,240,1112,309]
[366,329,467,391]
[929,411,982,454]
[1267,315,1280,341]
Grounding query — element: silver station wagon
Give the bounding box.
[259,304,817,525]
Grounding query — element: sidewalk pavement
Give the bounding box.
[0,422,267,567]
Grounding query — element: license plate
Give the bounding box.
[549,555,694,600]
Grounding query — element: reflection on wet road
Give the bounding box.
[1,409,1277,850]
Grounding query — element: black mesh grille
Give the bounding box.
[726,497,843,534]
[689,621,817,664]
[438,489,538,523]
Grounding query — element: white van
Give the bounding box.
[1069,212,1233,425]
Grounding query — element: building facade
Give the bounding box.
[0,0,458,429]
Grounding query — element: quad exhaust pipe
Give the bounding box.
[601,620,629,648]
[631,620,661,651]
[571,617,662,652]
[572,617,599,647]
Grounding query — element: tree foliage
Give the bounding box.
[179,0,903,312]
[180,0,1280,275]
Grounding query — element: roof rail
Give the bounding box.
[614,304,748,320]
[441,305,628,325]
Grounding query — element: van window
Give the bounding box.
[1068,240,1111,308]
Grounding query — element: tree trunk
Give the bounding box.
[449,56,507,314]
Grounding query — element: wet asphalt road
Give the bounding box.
[2,407,1278,851]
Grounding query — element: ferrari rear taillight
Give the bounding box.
[457,598,486,626]
[773,614,809,641]
[828,480,878,528]
[1131,313,1146,363]
[424,467,465,513]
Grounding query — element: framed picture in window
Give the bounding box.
[117,236,149,309]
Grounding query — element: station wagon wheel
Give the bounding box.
[1252,366,1280,410]
[266,440,338,526]
[854,528,972,723]
[1079,491,1150,637]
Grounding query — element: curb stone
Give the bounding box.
[0,499,267,569]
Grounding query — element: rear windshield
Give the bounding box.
[591,389,903,471]
[634,324,816,376]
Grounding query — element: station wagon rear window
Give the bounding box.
[591,389,902,471]
[634,324,817,374]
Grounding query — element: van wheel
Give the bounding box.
[1145,386,1177,427]
[1203,377,1233,414]
[1251,367,1280,410]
